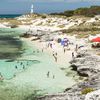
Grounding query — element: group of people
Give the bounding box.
[15,61,29,70]
[47,71,55,79]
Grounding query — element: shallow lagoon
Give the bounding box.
[0,28,77,100]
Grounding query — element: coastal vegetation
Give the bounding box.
[61,22,100,38]
[51,6,100,17]
[81,88,94,94]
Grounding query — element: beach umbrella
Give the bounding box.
[63,38,69,42]
[91,37,100,42]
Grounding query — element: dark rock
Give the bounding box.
[70,64,77,71]
[64,88,72,92]
[77,71,89,77]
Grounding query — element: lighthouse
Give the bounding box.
[30,4,34,14]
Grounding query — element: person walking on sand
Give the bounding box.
[52,51,57,62]
[55,52,57,56]
[54,56,57,62]
[50,43,52,48]
[64,48,66,53]
[75,44,78,52]
[72,52,74,59]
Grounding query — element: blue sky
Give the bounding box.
[0,0,100,14]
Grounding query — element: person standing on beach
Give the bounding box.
[50,43,52,48]
[55,52,57,56]
[64,48,66,53]
[52,51,57,62]
[72,52,74,59]
[54,56,57,62]
[75,44,78,52]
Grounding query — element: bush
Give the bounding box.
[81,88,94,94]
[41,15,46,19]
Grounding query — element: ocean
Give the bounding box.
[0,14,22,18]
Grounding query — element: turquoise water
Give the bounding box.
[0,28,77,100]
[0,28,27,79]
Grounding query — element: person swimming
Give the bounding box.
[20,62,23,65]
[15,65,18,69]
[23,65,25,69]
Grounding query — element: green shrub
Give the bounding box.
[81,88,94,94]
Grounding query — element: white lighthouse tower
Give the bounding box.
[30,3,34,14]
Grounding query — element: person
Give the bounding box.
[53,75,55,79]
[72,52,74,59]
[47,71,50,78]
[55,52,57,56]
[23,65,25,69]
[50,43,52,48]
[15,66,18,69]
[33,51,35,53]
[13,74,16,77]
[54,56,57,62]
[20,62,23,65]
[64,48,66,53]
[75,44,78,52]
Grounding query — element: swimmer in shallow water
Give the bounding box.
[15,66,18,69]
[47,71,50,78]
[20,62,23,65]
[23,65,25,69]
[53,75,55,79]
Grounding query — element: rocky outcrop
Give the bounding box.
[70,51,100,77]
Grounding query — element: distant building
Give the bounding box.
[31,4,34,14]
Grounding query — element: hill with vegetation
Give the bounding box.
[51,6,100,17]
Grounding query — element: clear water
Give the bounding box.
[0,28,77,100]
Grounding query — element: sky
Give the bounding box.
[0,0,100,14]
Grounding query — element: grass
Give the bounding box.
[62,22,100,38]
[81,87,94,94]
[58,25,65,28]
